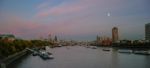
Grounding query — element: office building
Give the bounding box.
[112,27,119,42]
[145,23,150,40]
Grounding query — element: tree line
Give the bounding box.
[0,39,53,59]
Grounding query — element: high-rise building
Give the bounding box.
[54,35,58,42]
[112,27,119,42]
[145,23,150,40]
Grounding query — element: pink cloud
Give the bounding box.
[35,0,94,18]
[0,14,45,37]
[0,0,127,39]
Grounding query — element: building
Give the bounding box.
[145,23,150,40]
[0,34,15,42]
[96,35,100,44]
[96,36,112,46]
[101,37,112,46]
[54,35,58,42]
[112,27,119,43]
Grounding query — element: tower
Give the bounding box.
[112,27,119,43]
[145,23,150,40]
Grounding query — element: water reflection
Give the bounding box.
[111,48,119,68]
[144,56,150,68]
[8,46,150,68]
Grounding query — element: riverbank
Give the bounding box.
[0,49,30,68]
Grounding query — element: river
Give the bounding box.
[8,46,150,68]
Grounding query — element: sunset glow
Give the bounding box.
[0,0,150,40]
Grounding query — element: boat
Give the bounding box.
[102,49,110,51]
[39,51,54,59]
[92,47,97,49]
[57,44,62,47]
[32,51,38,56]
[133,50,150,55]
[118,50,132,53]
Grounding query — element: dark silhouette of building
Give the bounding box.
[112,27,119,43]
[145,23,150,40]
[54,36,58,42]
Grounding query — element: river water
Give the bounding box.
[8,46,150,68]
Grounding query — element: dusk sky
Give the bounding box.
[0,0,150,41]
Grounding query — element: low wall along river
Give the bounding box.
[0,49,30,68]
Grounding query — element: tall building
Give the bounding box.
[54,35,58,42]
[112,27,119,43]
[145,23,150,40]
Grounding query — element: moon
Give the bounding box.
[107,12,110,17]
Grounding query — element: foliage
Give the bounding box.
[0,39,53,58]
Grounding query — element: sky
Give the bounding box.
[0,0,150,41]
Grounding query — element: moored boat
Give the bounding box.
[32,51,38,56]
[133,50,150,55]
[102,49,110,51]
[39,51,54,59]
[118,49,132,53]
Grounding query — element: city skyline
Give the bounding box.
[0,0,150,41]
